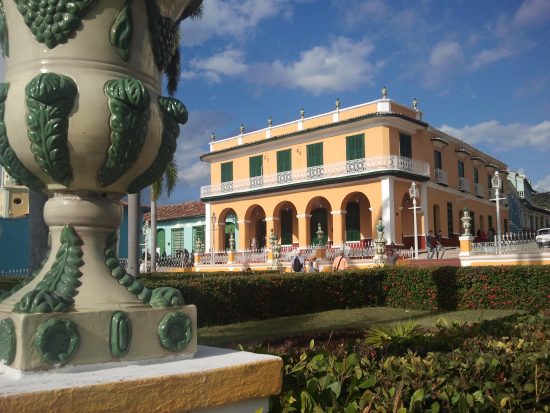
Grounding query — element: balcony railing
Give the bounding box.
[474,183,484,198]
[433,168,448,185]
[458,177,470,192]
[201,155,430,197]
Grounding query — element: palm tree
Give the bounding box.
[149,159,178,272]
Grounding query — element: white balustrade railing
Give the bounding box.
[434,168,448,185]
[458,177,470,192]
[474,183,484,198]
[200,251,228,265]
[201,155,430,197]
[470,232,546,255]
[234,249,268,264]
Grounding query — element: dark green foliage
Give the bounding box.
[0,0,9,57]
[144,266,549,327]
[271,312,550,412]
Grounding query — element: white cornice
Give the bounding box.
[203,116,425,163]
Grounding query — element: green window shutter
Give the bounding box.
[346,134,365,161]
[399,133,412,158]
[277,149,291,173]
[221,162,233,182]
[458,161,464,178]
[307,143,323,167]
[171,228,184,252]
[434,150,442,169]
[249,155,263,177]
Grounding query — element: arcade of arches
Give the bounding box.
[207,177,508,251]
[208,180,415,250]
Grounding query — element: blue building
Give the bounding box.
[144,201,206,257]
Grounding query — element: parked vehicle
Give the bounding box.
[535,228,550,247]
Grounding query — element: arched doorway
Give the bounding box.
[245,205,267,249]
[306,197,332,246]
[217,208,238,250]
[340,192,372,243]
[273,201,298,246]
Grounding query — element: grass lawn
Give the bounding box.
[197,306,520,347]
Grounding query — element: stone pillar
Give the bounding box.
[227,250,235,264]
[237,220,250,250]
[380,177,396,243]
[296,214,311,247]
[459,236,474,256]
[330,210,346,247]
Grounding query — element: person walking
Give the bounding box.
[426,230,434,259]
[332,250,349,271]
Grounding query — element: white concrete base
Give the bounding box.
[0,346,282,413]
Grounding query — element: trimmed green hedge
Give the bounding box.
[2,266,549,326]
[143,265,550,326]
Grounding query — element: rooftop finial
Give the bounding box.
[412,97,418,111]
[335,98,340,110]
[240,123,245,134]
[381,86,388,99]
[210,132,216,142]
[268,116,272,127]
[300,108,305,119]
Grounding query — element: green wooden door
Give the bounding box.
[157,228,166,257]
[281,209,293,245]
[346,202,360,241]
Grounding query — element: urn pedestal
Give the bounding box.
[0,0,197,371]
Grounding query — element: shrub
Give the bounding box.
[271,312,550,412]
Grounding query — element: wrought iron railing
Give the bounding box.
[434,168,448,185]
[201,155,430,197]
[458,177,470,192]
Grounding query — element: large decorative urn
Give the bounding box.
[0,0,198,370]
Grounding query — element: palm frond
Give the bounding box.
[166,31,181,96]
[151,178,162,202]
[179,0,203,22]
[164,158,179,197]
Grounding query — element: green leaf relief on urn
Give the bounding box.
[25,73,77,187]
[14,225,84,314]
[98,77,151,188]
[110,0,133,62]
[34,318,80,365]
[127,96,187,194]
[0,83,45,192]
[14,0,99,49]
[0,0,9,58]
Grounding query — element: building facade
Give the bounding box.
[0,167,29,218]
[507,171,550,232]
[200,92,509,251]
[143,201,206,256]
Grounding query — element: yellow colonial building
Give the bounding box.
[199,90,508,252]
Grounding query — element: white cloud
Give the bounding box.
[188,49,249,83]
[439,120,550,149]
[469,47,514,71]
[533,174,550,192]
[174,111,230,187]
[421,40,464,87]
[251,36,380,95]
[495,0,550,38]
[181,0,294,46]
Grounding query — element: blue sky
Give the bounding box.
[160,0,550,205]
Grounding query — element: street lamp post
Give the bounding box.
[491,171,505,254]
[408,182,420,259]
[142,221,150,273]
[210,212,216,265]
